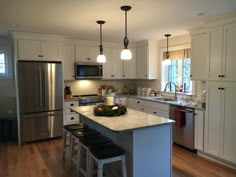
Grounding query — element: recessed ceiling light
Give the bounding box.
[197,12,208,16]
[10,24,20,28]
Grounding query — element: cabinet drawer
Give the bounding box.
[65,107,76,114]
[144,101,169,111]
[144,106,169,118]
[133,99,144,105]
[65,101,79,107]
[65,114,80,123]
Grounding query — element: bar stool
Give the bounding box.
[62,123,88,161]
[76,134,111,177]
[70,128,100,168]
[88,143,127,177]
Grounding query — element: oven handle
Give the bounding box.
[169,107,193,113]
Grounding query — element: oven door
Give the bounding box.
[75,63,102,79]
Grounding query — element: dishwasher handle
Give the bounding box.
[169,107,194,113]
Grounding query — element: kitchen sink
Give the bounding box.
[151,97,177,102]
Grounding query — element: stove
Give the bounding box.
[73,94,105,106]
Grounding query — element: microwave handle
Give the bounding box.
[99,65,103,76]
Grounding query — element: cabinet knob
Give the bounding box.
[111,75,114,77]
[219,75,222,77]
[70,117,74,120]
[222,75,225,78]
[153,112,157,114]
[137,101,140,103]
[123,75,125,77]
[86,58,91,60]
[70,104,74,106]
[190,74,192,77]
[38,55,41,57]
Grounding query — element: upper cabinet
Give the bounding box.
[190,20,236,81]
[61,44,75,80]
[209,23,236,81]
[11,32,61,61]
[75,46,99,62]
[103,48,122,79]
[18,39,60,61]
[190,32,209,80]
[122,48,136,79]
[136,40,158,79]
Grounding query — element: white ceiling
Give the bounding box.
[1,0,236,42]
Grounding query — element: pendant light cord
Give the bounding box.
[125,11,127,37]
[99,23,103,54]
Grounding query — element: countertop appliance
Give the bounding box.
[17,61,63,144]
[169,105,195,150]
[75,62,103,80]
[73,94,104,106]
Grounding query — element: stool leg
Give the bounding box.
[97,162,103,177]
[62,131,67,160]
[121,156,127,177]
[69,136,74,168]
[88,154,94,177]
[77,143,81,177]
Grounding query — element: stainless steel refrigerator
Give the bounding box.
[17,61,63,143]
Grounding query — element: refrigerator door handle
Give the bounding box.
[38,69,43,107]
[42,69,46,107]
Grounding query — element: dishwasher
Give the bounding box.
[169,105,195,150]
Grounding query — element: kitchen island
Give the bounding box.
[71,105,175,177]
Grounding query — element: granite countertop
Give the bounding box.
[115,95,205,111]
[71,105,175,132]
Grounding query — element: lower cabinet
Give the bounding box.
[127,98,169,118]
[194,110,204,151]
[64,100,80,125]
[205,81,236,164]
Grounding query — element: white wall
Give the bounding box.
[0,35,16,119]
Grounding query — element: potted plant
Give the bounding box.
[64,85,72,99]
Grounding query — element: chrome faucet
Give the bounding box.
[163,81,177,99]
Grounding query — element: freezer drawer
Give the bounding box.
[20,111,63,143]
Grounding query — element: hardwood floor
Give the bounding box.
[0,138,235,177]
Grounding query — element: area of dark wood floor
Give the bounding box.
[0,138,236,177]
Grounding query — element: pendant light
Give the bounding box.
[96,20,106,63]
[120,5,132,60]
[164,34,171,65]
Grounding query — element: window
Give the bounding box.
[0,51,8,77]
[161,48,192,93]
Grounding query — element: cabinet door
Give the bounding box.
[194,110,204,151]
[61,44,75,80]
[224,22,236,81]
[18,39,41,60]
[41,41,60,60]
[75,46,90,62]
[191,33,209,80]
[209,27,223,80]
[136,46,148,79]
[221,82,236,163]
[205,82,223,156]
[110,48,122,79]
[122,48,136,79]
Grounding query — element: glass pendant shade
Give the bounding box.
[97,54,106,63]
[120,49,132,60]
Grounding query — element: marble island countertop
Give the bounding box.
[71,105,175,132]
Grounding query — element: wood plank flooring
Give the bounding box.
[0,138,235,177]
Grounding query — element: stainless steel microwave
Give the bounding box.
[75,62,103,79]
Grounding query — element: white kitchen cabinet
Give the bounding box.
[209,27,224,80]
[131,98,144,112]
[194,110,204,151]
[224,22,236,81]
[103,48,122,79]
[18,39,60,61]
[143,100,169,118]
[190,32,209,80]
[64,100,80,125]
[75,46,100,63]
[209,23,236,81]
[205,81,236,164]
[136,40,158,79]
[122,48,136,79]
[61,44,75,80]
